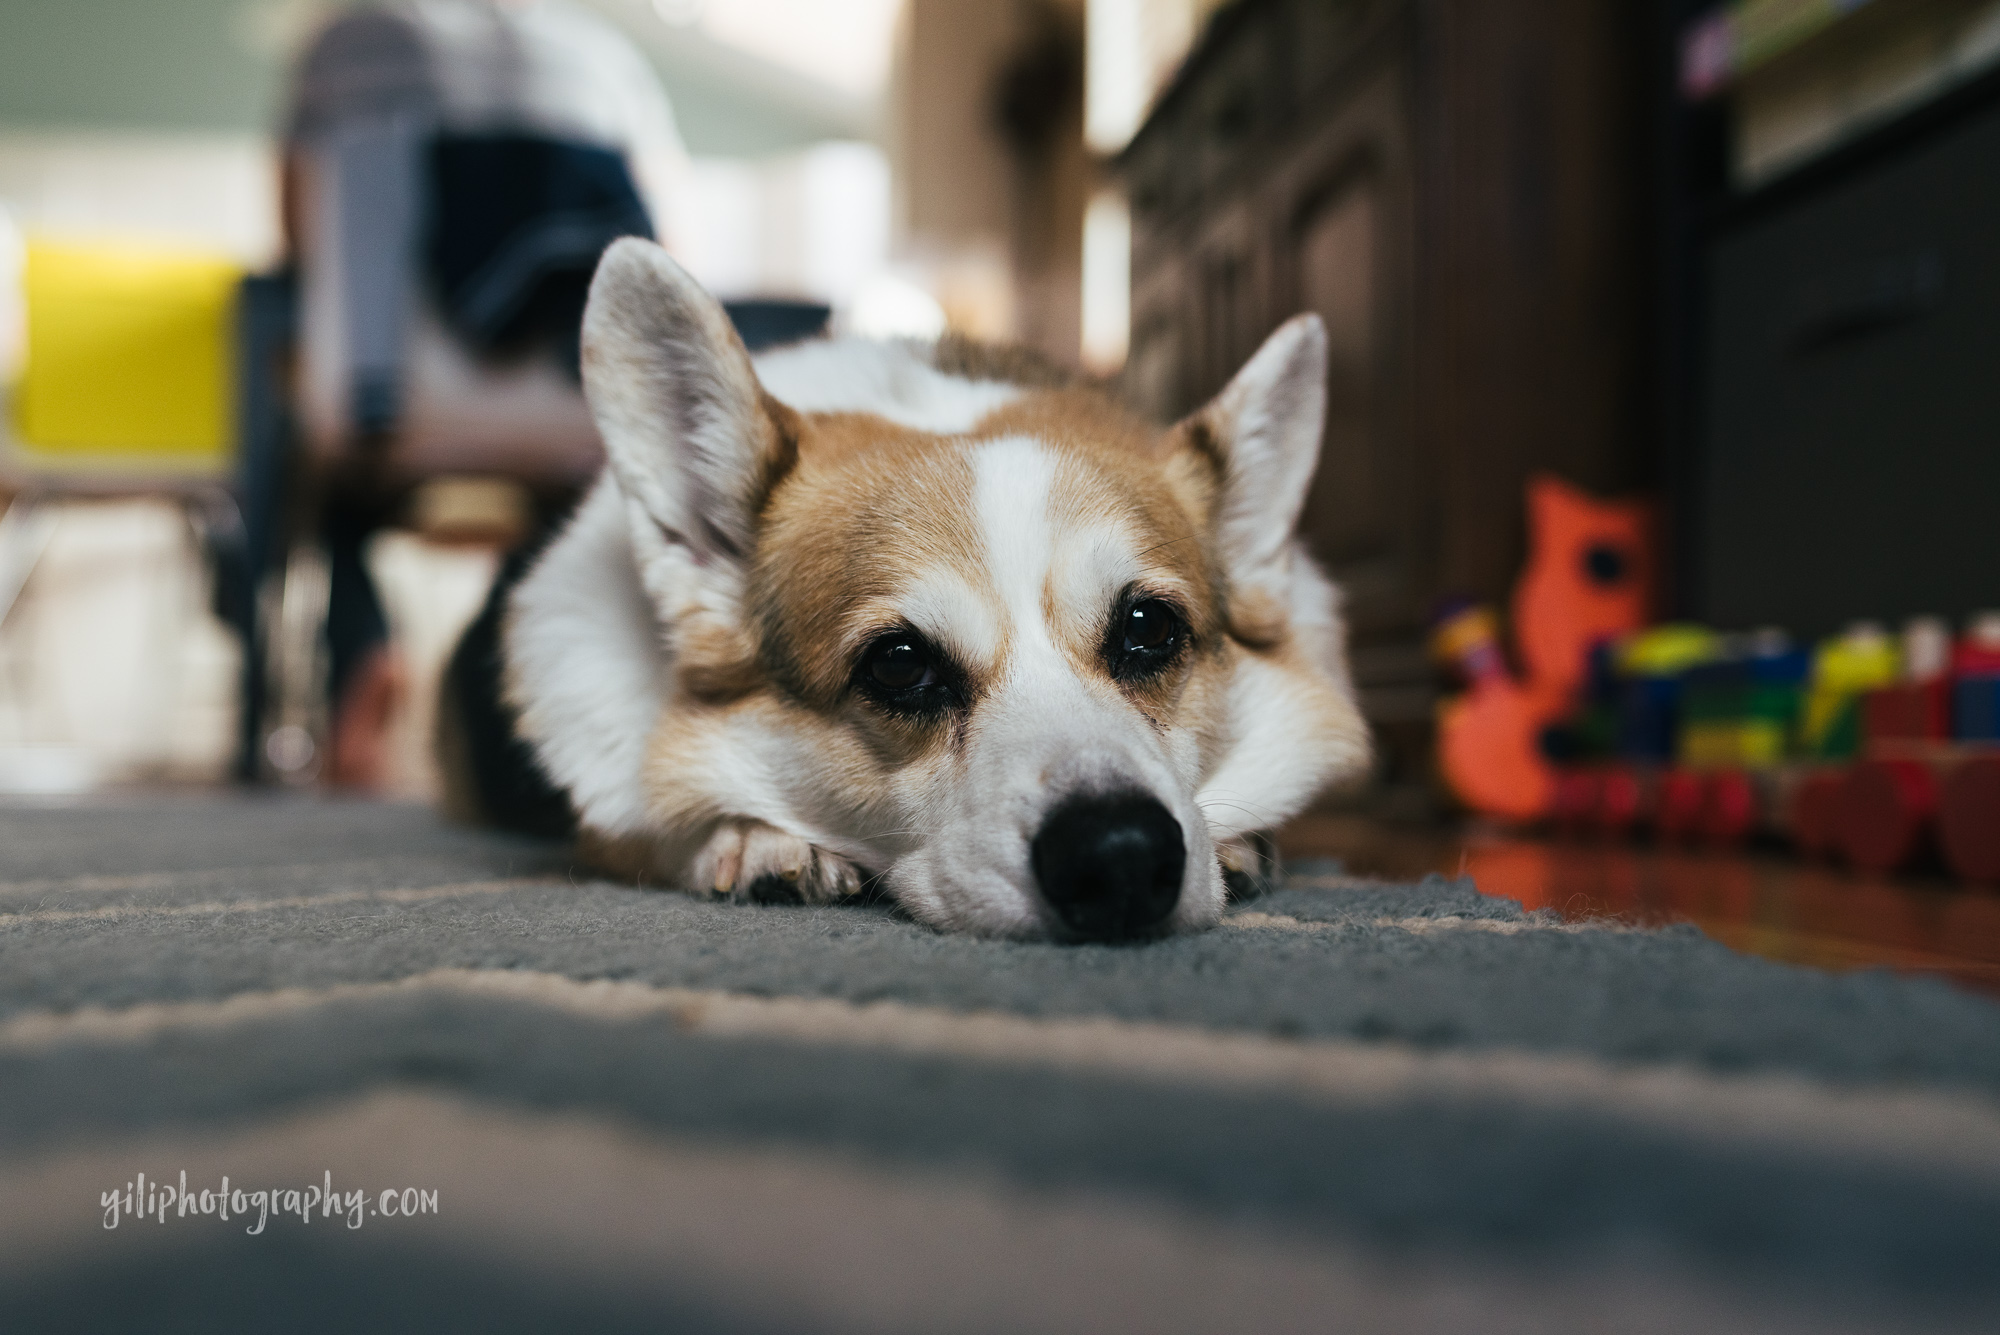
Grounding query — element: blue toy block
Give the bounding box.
[1956,674,2000,743]
[1618,675,1681,761]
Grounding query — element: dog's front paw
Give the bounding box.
[1217,835,1279,903]
[688,819,861,904]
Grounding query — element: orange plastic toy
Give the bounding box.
[1512,474,1654,702]
[1434,476,1654,822]
[1434,604,1555,820]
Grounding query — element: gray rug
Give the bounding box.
[3,795,1997,1334]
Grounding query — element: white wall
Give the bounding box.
[670,141,893,308]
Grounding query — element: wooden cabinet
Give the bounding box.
[1695,82,2000,640]
[1119,0,1648,790]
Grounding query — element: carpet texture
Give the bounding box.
[2,795,1997,1334]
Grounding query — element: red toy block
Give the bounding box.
[1597,766,1647,837]
[1789,771,1845,861]
[1656,769,1706,843]
[1838,759,1940,875]
[1701,769,1760,846]
[1954,622,2000,674]
[1863,682,1952,746]
[1552,770,1600,835]
[1940,756,2000,884]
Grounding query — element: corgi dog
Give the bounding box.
[496,238,1368,940]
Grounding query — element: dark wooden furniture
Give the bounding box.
[1656,0,2000,643]
[1118,0,1651,790]
[1693,78,2000,640]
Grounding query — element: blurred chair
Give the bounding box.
[284,0,686,492]
[277,1,833,794]
[723,298,835,354]
[0,238,249,612]
[271,0,679,790]
[9,241,241,473]
[0,238,260,785]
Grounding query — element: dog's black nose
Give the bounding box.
[1030,794,1184,940]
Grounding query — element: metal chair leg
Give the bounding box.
[0,494,58,633]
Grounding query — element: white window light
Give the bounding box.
[1086,0,1147,153]
[1080,188,1131,373]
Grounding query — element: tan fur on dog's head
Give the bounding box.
[506,239,1368,939]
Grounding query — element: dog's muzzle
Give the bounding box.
[1030,793,1185,940]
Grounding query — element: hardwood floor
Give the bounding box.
[1277,813,2000,995]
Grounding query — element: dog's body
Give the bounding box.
[497,239,1369,939]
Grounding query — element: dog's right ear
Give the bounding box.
[1167,314,1327,648]
[582,237,798,578]
[580,238,798,694]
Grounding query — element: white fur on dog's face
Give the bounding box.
[802,434,1222,936]
[505,239,1370,938]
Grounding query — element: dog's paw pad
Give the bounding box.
[690,821,857,904]
[743,873,803,905]
[1218,837,1278,903]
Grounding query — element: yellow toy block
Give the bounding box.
[12,239,241,463]
[1802,623,1900,757]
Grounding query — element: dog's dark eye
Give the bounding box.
[1109,597,1186,682]
[1123,600,1176,652]
[856,632,962,718]
[868,639,934,691]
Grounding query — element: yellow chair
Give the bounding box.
[0,237,246,649]
[9,238,241,473]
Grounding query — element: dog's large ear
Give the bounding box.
[1172,314,1328,646]
[582,237,797,571]
[580,238,798,692]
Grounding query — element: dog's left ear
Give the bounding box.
[580,238,799,695]
[582,238,798,572]
[1173,314,1327,646]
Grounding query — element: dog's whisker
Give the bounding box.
[1197,789,1276,808]
[1196,796,1283,827]
[1133,533,1199,562]
[1199,800,1278,817]
[850,815,951,843]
